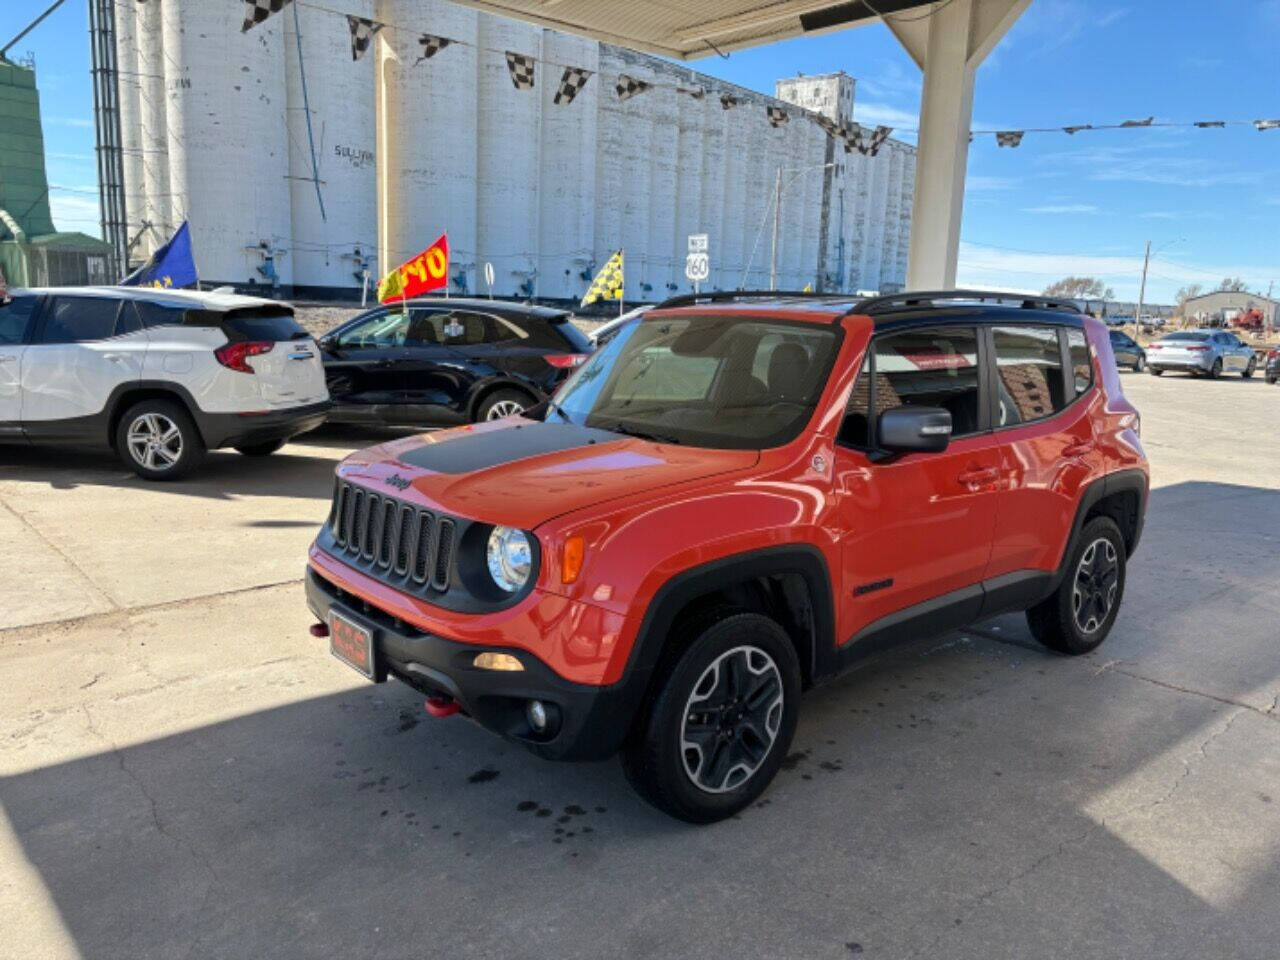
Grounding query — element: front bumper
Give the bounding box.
[196,400,330,449]
[304,566,638,761]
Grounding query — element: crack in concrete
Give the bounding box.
[1100,664,1280,722]
[0,497,120,611]
[0,577,304,641]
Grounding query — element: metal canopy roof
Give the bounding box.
[445,0,938,59]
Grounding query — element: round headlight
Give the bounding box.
[486,526,532,593]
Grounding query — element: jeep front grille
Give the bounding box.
[328,479,455,593]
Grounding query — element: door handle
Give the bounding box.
[957,466,1000,489]
[103,353,129,363]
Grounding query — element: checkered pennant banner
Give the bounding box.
[676,85,705,100]
[841,126,863,154]
[554,67,593,105]
[580,250,624,306]
[995,130,1025,148]
[719,94,738,110]
[241,0,292,33]
[1120,116,1154,127]
[1193,121,1225,128]
[616,75,651,101]
[346,16,383,61]
[1063,124,1093,134]
[864,125,892,155]
[417,34,453,62]
[505,51,535,90]
[814,115,840,139]
[766,106,789,128]
[1255,119,1280,131]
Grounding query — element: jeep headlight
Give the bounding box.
[486,526,532,592]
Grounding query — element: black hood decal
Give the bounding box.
[396,421,620,474]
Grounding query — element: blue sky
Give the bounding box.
[13,0,1279,302]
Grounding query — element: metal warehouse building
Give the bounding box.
[114,0,913,300]
[1181,290,1278,330]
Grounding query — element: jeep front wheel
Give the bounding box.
[1027,515,1126,655]
[621,611,800,823]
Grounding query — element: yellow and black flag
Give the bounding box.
[580,250,623,307]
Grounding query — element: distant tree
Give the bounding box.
[1217,277,1248,292]
[1043,276,1115,300]
[1175,284,1203,313]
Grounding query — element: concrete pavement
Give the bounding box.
[1,373,1278,959]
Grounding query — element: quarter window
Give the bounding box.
[133,301,186,329]
[1066,328,1093,397]
[38,297,122,344]
[841,326,982,448]
[992,325,1068,426]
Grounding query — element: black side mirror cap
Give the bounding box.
[877,406,953,454]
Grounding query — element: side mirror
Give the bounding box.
[318,335,335,351]
[877,406,952,454]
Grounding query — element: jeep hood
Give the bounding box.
[338,419,760,529]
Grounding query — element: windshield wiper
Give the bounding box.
[601,421,681,444]
[547,401,572,424]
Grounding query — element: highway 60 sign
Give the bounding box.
[685,234,710,283]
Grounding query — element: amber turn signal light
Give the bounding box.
[562,535,585,584]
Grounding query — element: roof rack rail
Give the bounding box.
[850,289,1083,316]
[654,289,860,310]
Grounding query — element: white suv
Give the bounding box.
[0,286,329,479]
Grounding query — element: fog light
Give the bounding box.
[527,699,548,732]
[473,652,524,671]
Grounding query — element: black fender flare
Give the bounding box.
[1049,467,1148,592]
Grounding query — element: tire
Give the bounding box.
[115,399,205,481]
[1026,516,1127,656]
[1242,357,1255,379]
[1208,358,1222,379]
[1133,354,1145,373]
[234,439,286,456]
[475,388,533,422]
[621,610,801,823]
[1149,367,1163,376]
[1267,375,1277,386]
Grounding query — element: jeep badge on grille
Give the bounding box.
[384,474,411,491]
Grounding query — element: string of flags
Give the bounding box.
[242,1,1280,152]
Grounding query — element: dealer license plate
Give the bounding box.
[329,610,376,680]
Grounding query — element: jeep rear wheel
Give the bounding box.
[1027,516,1126,656]
[621,610,800,823]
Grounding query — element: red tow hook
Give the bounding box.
[424,695,461,718]
[309,622,330,638]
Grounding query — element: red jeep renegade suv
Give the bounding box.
[305,290,1148,822]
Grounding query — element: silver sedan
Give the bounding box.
[1146,329,1258,379]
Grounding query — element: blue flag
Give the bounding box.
[121,221,198,288]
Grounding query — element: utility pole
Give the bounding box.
[1133,240,1151,337]
[769,167,782,291]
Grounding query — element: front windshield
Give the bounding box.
[550,314,840,450]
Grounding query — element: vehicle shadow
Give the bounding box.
[0,442,342,501]
[3,482,1279,958]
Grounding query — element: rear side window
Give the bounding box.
[841,326,982,447]
[133,301,187,329]
[992,326,1068,426]
[549,316,592,353]
[0,295,38,344]
[438,311,524,345]
[1066,328,1092,397]
[222,308,307,342]
[38,296,122,344]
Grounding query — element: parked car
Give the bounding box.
[1146,329,1257,378]
[587,305,652,348]
[304,289,1148,822]
[0,286,328,479]
[1266,346,1279,385]
[318,298,592,426]
[1108,329,1146,371]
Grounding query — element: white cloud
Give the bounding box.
[850,101,919,131]
[1096,7,1132,28]
[48,194,101,232]
[47,151,94,163]
[1139,211,1178,219]
[1036,145,1263,188]
[1023,203,1098,214]
[856,60,921,100]
[48,116,93,129]
[966,175,1016,191]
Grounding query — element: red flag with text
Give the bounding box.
[378,233,449,303]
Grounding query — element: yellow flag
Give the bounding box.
[580,250,624,306]
[376,267,406,304]
[802,282,812,293]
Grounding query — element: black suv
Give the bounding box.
[319,299,592,426]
